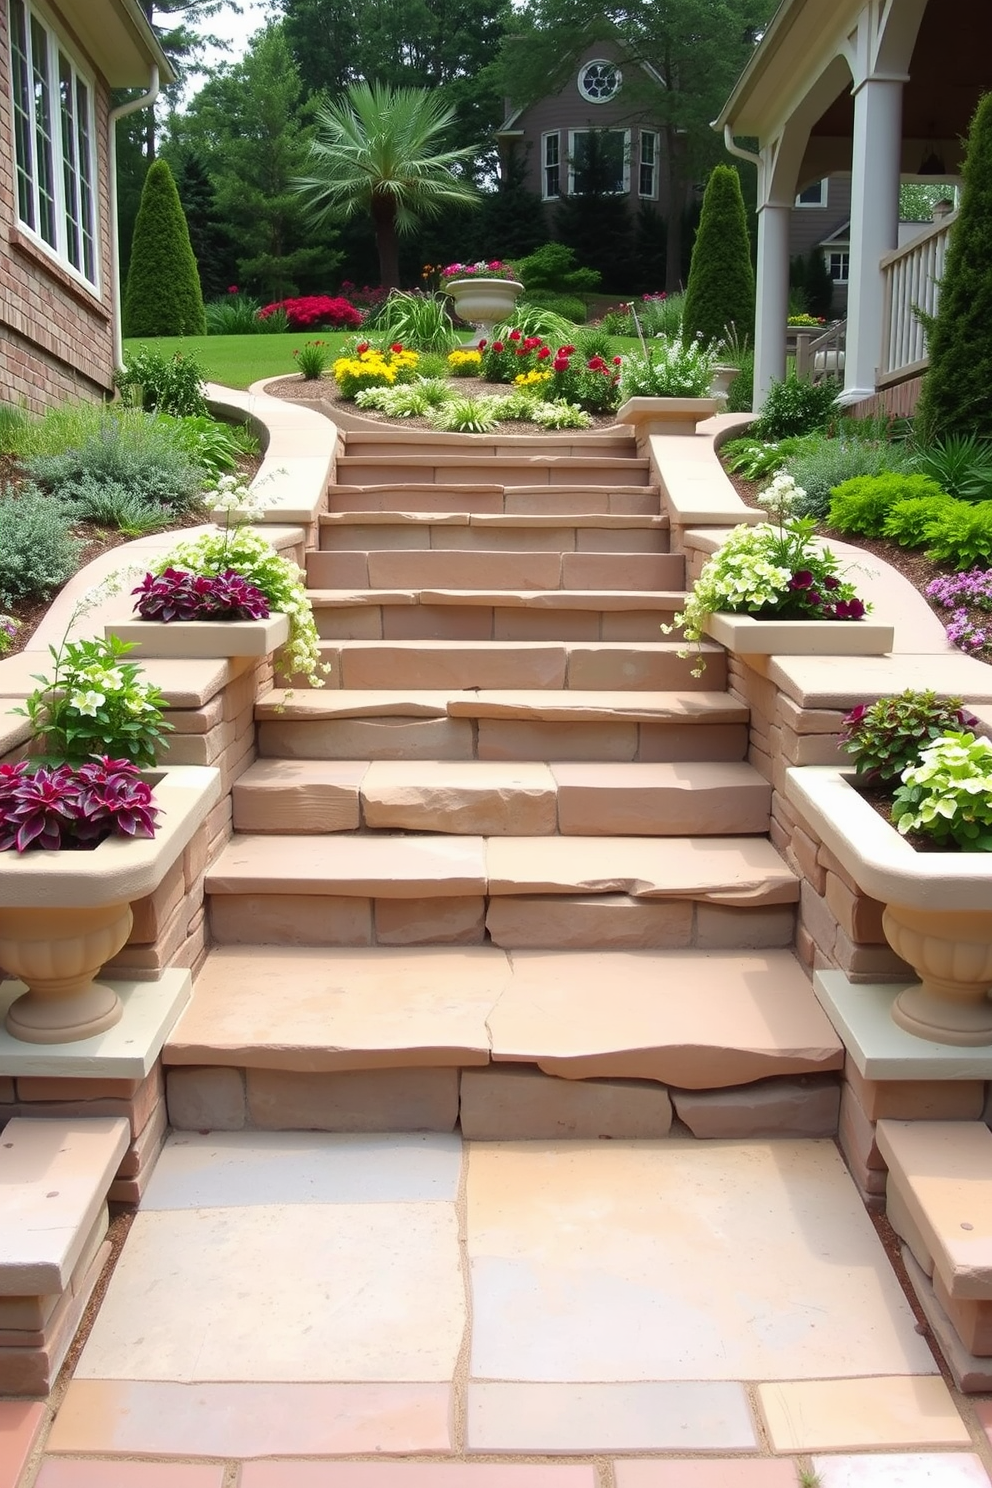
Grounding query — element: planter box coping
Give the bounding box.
[786,766,992,913]
[1,651,248,710]
[814,971,992,1078]
[106,612,290,660]
[705,612,894,657]
[0,969,192,1078]
[0,765,220,908]
[769,652,992,709]
[209,383,335,527]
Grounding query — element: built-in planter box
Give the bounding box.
[787,765,992,1048]
[106,613,289,659]
[704,612,895,657]
[617,396,720,441]
[0,765,221,1044]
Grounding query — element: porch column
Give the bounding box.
[843,74,905,401]
[753,201,790,407]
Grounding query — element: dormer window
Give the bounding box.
[578,60,621,103]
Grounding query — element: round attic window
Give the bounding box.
[578,60,621,102]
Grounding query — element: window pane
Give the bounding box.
[76,76,97,281]
[30,15,57,246]
[10,0,35,228]
[544,134,560,198]
[572,130,625,194]
[60,52,82,269]
[639,132,656,197]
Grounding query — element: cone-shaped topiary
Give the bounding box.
[682,164,755,348]
[916,92,992,441]
[123,159,206,338]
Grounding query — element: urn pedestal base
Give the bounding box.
[0,903,132,1045]
[884,905,992,1048]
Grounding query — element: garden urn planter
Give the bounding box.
[444,278,523,341]
[616,395,720,443]
[786,765,992,1046]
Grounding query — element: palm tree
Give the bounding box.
[295,82,481,289]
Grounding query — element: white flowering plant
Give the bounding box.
[151,476,327,688]
[667,474,869,676]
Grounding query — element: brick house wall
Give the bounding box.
[0,0,117,413]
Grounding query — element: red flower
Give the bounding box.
[552,357,570,372]
[356,341,369,354]
[477,339,488,349]
[537,347,550,360]
[390,343,404,354]
[508,329,522,341]
[523,336,542,350]
[492,341,504,353]
[612,356,622,365]
[587,355,607,371]
[560,345,576,356]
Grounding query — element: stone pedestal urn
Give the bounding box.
[444,278,523,341]
[0,902,132,1044]
[882,905,992,1047]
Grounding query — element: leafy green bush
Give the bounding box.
[727,351,754,413]
[618,338,718,399]
[205,292,265,334]
[573,327,619,363]
[428,396,502,433]
[881,495,959,547]
[0,484,82,606]
[516,242,600,295]
[23,411,204,514]
[63,478,174,537]
[520,292,586,323]
[721,437,794,480]
[924,500,992,568]
[786,436,916,520]
[123,159,206,338]
[840,689,977,784]
[415,352,451,380]
[750,373,841,439]
[364,291,458,354]
[160,415,259,479]
[828,473,946,536]
[682,164,755,346]
[891,732,992,849]
[490,304,576,342]
[115,346,208,417]
[355,380,452,417]
[912,433,992,501]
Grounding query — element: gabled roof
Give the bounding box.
[58,0,175,87]
[498,43,666,133]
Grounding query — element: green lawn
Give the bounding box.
[122,333,357,390]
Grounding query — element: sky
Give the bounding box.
[189,0,275,80]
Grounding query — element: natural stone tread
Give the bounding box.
[319,511,669,529]
[306,589,685,611]
[166,945,841,1087]
[876,1120,992,1300]
[255,689,744,724]
[206,834,487,897]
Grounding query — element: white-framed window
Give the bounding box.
[826,249,850,283]
[638,131,657,198]
[795,179,828,208]
[543,132,560,200]
[8,0,99,287]
[577,59,621,103]
[567,129,630,195]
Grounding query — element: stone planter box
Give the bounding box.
[786,765,992,1047]
[617,396,720,441]
[106,613,289,659]
[704,612,895,657]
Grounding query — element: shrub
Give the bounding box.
[332,343,420,399]
[115,346,208,418]
[205,290,265,334]
[0,405,29,454]
[840,690,978,784]
[259,295,363,331]
[722,437,797,481]
[160,415,259,479]
[915,93,992,440]
[364,291,457,354]
[682,165,755,346]
[891,732,992,849]
[828,472,946,536]
[515,242,600,295]
[490,304,575,342]
[0,484,81,606]
[617,338,719,399]
[414,352,451,381]
[529,400,592,429]
[354,381,451,417]
[24,411,204,513]
[786,437,917,521]
[57,478,174,537]
[294,340,332,379]
[520,291,586,323]
[545,347,621,413]
[727,352,754,413]
[912,433,992,501]
[924,500,992,568]
[882,495,959,547]
[428,396,502,433]
[573,327,620,364]
[751,373,841,439]
[123,159,206,338]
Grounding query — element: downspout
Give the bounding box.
[108,67,160,372]
[722,123,760,169]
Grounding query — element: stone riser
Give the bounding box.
[334,457,651,488]
[313,604,682,642]
[325,486,659,516]
[207,891,796,950]
[306,549,684,592]
[165,1062,840,1142]
[340,433,640,460]
[257,716,749,762]
[318,522,669,554]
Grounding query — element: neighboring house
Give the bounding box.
[715,0,987,408]
[496,44,669,226]
[0,0,173,414]
[790,174,853,314]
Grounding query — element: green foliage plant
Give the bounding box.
[428,396,502,433]
[915,93,992,441]
[727,351,754,412]
[0,484,82,606]
[828,472,946,537]
[682,165,755,346]
[721,437,793,481]
[24,411,204,515]
[413,352,451,381]
[520,292,586,323]
[891,732,992,849]
[785,433,916,521]
[160,415,259,480]
[20,631,171,768]
[881,495,959,547]
[56,478,175,537]
[115,346,208,417]
[751,372,841,440]
[0,405,29,453]
[365,291,458,354]
[924,501,992,568]
[123,159,206,338]
[515,242,600,296]
[913,433,992,501]
[840,690,977,785]
[491,304,575,342]
[617,338,719,399]
[354,381,452,417]
[294,340,332,379]
[529,400,592,429]
[205,291,266,335]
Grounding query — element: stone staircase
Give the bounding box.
[163,423,844,1135]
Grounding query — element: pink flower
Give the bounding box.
[228,285,239,294]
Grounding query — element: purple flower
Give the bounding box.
[789,570,815,590]
[133,568,270,623]
[0,758,159,853]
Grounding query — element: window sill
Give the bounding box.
[9,228,110,321]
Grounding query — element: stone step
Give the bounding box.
[0,1117,129,1296]
[306,548,684,593]
[308,588,684,642]
[255,689,748,762]
[334,455,652,488]
[341,429,638,459]
[314,640,724,693]
[232,759,771,837]
[876,1119,992,1303]
[318,511,670,553]
[164,946,842,1115]
[324,483,660,515]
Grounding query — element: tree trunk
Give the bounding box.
[372,193,400,289]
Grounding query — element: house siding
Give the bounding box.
[0,0,116,413]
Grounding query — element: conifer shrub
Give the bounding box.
[682,165,755,347]
[123,160,207,338]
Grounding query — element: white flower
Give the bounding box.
[84,665,125,691]
[70,688,105,716]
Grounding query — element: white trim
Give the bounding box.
[542,130,561,200]
[7,0,101,292]
[577,59,622,103]
[567,127,630,195]
[638,129,658,199]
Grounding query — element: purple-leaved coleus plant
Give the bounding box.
[132,568,270,623]
[0,758,159,853]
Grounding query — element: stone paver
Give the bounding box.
[811,1455,992,1488]
[757,1377,971,1451]
[241,1468,596,1488]
[615,1464,798,1488]
[0,1402,45,1488]
[466,1140,934,1383]
[35,1465,225,1488]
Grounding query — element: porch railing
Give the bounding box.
[878,210,957,386]
[794,321,847,384]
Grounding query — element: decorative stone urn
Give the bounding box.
[444,277,523,341]
[0,765,220,1045]
[786,765,992,1047]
